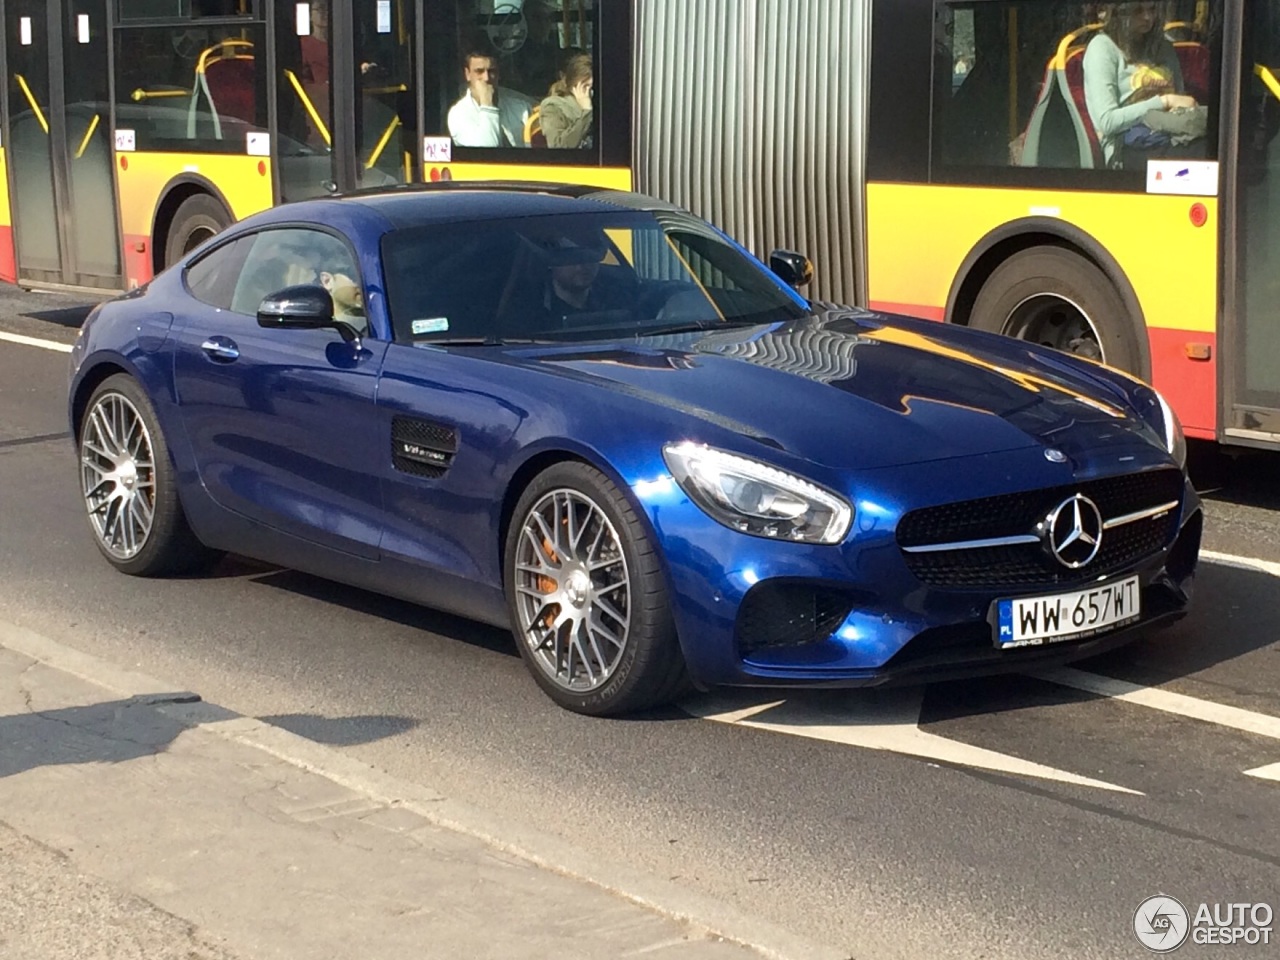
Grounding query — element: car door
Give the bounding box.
[171,226,387,559]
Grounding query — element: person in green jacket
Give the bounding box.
[539,53,595,149]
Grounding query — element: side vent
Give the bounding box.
[391,416,458,479]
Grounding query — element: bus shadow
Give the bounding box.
[1188,439,1280,511]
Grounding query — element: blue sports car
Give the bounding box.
[68,184,1201,715]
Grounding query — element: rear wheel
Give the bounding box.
[163,193,231,268]
[504,461,688,715]
[969,246,1142,374]
[78,374,218,577]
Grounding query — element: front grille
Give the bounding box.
[736,583,857,657]
[899,469,1183,588]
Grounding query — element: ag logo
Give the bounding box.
[1134,895,1190,952]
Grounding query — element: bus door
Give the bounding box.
[1226,0,1280,441]
[2,1,122,289]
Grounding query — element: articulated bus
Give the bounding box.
[1,1,1279,446]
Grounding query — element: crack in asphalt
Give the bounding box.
[0,432,70,450]
[953,764,1280,869]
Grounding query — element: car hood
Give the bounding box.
[498,311,1160,470]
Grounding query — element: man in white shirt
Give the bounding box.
[447,51,535,147]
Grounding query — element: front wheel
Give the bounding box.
[78,374,218,577]
[969,246,1143,374]
[504,461,688,715]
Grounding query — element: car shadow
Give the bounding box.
[244,566,519,659]
[21,303,100,329]
[259,713,421,745]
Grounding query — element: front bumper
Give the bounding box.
[649,470,1202,690]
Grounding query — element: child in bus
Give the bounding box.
[538,53,595,149]
[1083,2,1204,168]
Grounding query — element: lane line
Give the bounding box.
[1202,549,1280,579]
[0,330,73,353]
[1244,762,1280,782]
[1034,667,1280,741]
[688,690,1143,794]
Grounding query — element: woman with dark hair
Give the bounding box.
[1083,2,1200,167]
[538,52,594,149]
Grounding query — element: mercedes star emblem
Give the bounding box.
[1044,494,1104,568]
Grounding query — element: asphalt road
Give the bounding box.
[1,286,1278,960]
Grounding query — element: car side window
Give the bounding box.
[229,227,367,332]
[184,236,252,310]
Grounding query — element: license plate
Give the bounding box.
[994,575,1141,649]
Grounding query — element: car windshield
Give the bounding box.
[380,210,810,344]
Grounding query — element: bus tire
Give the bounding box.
[164,193,231,268]
[968,246,1142,374]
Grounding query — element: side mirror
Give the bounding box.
[769,249,814,289]
[257,284,336,331]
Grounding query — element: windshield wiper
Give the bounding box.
[639,319,764,338]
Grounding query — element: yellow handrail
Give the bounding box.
[283,67,331,146]
[366,115,401,169]
[14,74,48,134]
[1256,64,1280,104]
[131,88,189,101]
[75,114,100,159]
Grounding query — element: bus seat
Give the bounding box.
[188,40,256,140]
[523,105,547,148]
[1174,41,1211,104]
[1020,24,1102,169]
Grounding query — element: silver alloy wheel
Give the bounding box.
[80,391,157,560]
[513,488,631,693]
[1001,293,1105,363]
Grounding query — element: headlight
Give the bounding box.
[662,442,852,544]
[1154,390,1187,467]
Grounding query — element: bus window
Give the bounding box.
[115,17,267,153]
[355,0,417,186]
[425,0,599,155]
[117,1,257,18]
[933,0,1220,176]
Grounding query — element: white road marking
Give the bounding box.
[1202,549,1280,580]
[687,688,1143,794]
[1244,762,1280,782]
[1034,667,1280,741]
[0,330,73,353]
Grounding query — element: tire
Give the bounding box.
[163,193,231,268]
[969,246,1142,374]
[504,461,688,716]
[78,374,219,577]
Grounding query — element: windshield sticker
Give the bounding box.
[412,317,449,335]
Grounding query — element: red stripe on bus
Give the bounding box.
[0,225,15,285]
[1147,326,1216,438]
[122,234,153,290]
[867,300,946,322]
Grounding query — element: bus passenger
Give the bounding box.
[539,53,595,149]
[447,50,535,147]
[1083,2,1200,168]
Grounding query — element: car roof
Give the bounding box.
[263,182,686,231]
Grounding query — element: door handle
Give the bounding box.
[200,336,239,362]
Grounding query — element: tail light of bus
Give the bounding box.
[1189,203,1208,228]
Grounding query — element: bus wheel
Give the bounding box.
[969,247,1141,373]
[164,194,231,268]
